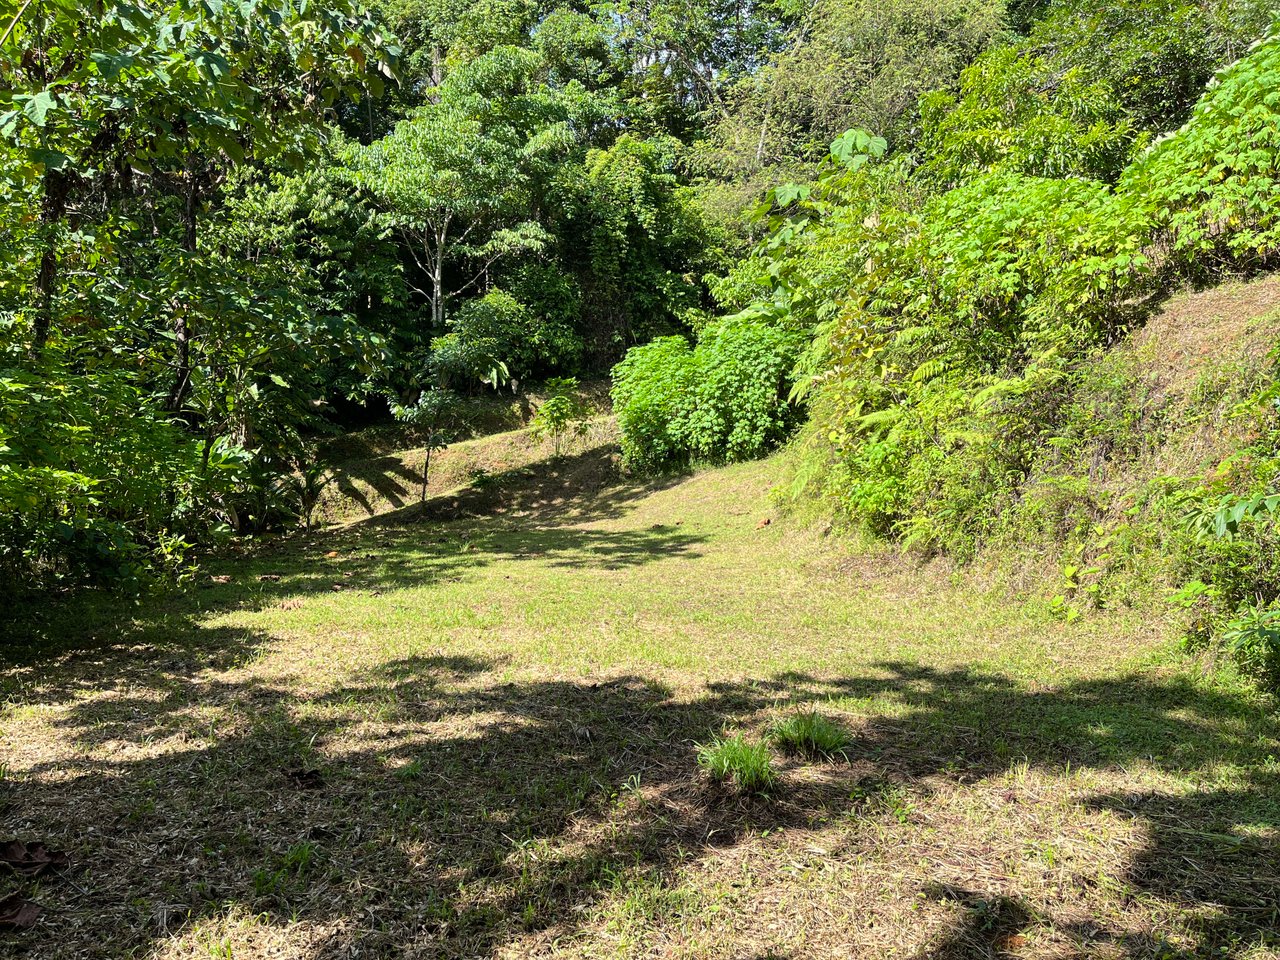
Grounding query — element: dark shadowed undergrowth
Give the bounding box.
[1,457,1277,959]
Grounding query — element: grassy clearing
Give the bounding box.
[1,439,1278,958]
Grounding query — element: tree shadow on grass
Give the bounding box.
[2,640,1277,958]
[365,441,691,527]
[329,452,424,515]
[0,463,705,666]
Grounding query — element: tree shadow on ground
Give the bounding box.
[2,634,1276,958]
[329,452,424,515]
[0,448,701,665]
[364,441,690,527]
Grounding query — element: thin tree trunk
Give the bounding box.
[31,171,71,358]
[166,169,199,413]
[420,432,434,504]
[433,219,449,328]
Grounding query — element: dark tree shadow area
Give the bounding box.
[1,639,1276,957]
[0,450,702,669]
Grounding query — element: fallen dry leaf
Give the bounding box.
[756,518,771,528]
[258,574,282,582]
[0,893,41,930]
[0,840,69,878]
[325,551,340,559]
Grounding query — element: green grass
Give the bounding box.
[767,710,851,759]
[696,733,778,794]
[1,441,1278,959]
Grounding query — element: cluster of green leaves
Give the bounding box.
[529,377,590,457]
[0,364,201,588]
[0,0,396,593]
[611,311,804,471]
[1126,35,1280,272]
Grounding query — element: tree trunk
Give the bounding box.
[420,433,434,504]
[31,170,71,358]
[432,219,449,329]
[166,169,199,413]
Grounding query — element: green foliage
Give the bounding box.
[611,312,804,471]
[611,337,697,471]
[441,289,581,384]
[1125,33,1280,273]
[564,134,718,360]
[392,389,466,503]
[1021,0,1275,134]
[767,711,850,758]
[694,0,1005,230]
[919,47,1141,184]
[529,377,590,457]
[284,460,333,532]
[681,312,805,462]
[696,734,778,794]
[1221,604,1280,691]
[0,364,203,592]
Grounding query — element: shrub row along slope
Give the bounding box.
[612,22,1280,689]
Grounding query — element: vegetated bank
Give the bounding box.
[611,21,1280,692]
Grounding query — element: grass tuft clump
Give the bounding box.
[768,710,852,759]
[696,733,778,794]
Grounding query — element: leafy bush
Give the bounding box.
[1221,604,1280,691]
[530,377,591,457]
[696,734,778,794]
[611,313,805,471]
[919,47,1140,185]
[611,336,697,471]
[1124,31,1280,274]
[0,364,207,593]
[680,312,806,462]
[440,289,582,385]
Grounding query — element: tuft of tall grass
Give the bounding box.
[696,734,778,794]
[767,710,851,759]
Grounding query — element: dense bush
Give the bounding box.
[611,313,804,470]
[436,289,583,385]
[611,336,698,471]
[0,364,206,592]
[1125,34,1280,274]
[713,23,1280,688]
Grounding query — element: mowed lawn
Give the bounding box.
[2,446,1278,959]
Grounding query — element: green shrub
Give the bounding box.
[767,711,851,759]
[1125,31,1280,274]
[611,312,805,471]
[611,336,697,471]
[1221,603,1280,690]
[530,377,591,457]
[0,364,209,593]
[442,289,583,384]
[680,312,806,463]
[696,734,778,794]
[920,47,1139,185]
